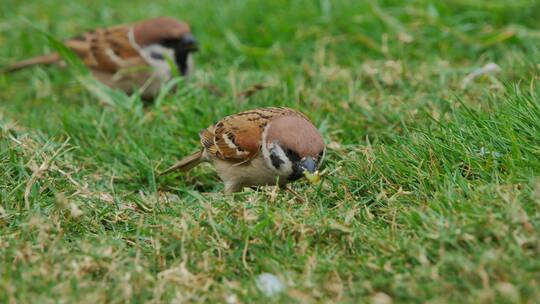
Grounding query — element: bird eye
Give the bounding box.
[150,52,164,60]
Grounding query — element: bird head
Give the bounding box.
[262,115,325,183]
[133,17,198,76]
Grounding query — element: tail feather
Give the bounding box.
[159,150,204,176]
[2,53,61,73]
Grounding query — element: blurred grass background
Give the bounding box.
[1,0,540,302]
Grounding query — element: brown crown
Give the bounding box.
[266,115,325,158]
[133,17,191,46]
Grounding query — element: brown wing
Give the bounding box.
[3,24,145,74]
[65,24,146,73]
[200,107,308,163]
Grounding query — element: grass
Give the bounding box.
[1,0,540,302]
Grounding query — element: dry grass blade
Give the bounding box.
[24,139,71,209]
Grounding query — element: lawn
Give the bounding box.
[1,0,540,302]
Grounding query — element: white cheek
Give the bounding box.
[261,125,272,164]
[261,125,291,176]
[263,141,293,177]
[139,44,175,80]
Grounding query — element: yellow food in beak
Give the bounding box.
[304,170,321,184]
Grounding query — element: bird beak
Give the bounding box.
[300,157,317,174]
[181,34,199,51]
[301,157,321,184]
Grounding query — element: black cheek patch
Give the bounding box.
[270,150,284,169]
[282,148,303,181]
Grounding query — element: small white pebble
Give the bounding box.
[225,293,238,304]
[255,273,285,297]
[371,292,393,304]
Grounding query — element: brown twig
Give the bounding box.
[285,186,306,204]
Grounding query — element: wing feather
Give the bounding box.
[4,23,147,74]
[65,25,146,73]
[199,107,308,163]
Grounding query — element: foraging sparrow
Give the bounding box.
[160,107,326,193]
[3,17,198,99]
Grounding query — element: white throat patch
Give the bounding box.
[261,124,293,177]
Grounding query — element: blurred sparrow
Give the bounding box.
[3,16,198,99]
[160,107,325,193]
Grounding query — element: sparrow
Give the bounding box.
[2,16,198,99]
[160,107,326,193]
